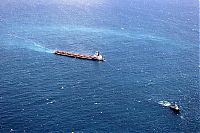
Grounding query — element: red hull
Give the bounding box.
[54,50,100,61]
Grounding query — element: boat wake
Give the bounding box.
[158,101,171,107]
[7,33,53,53]
[1,17,53,53]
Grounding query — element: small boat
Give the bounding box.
[54,50,104,61]
[169,103,180,113]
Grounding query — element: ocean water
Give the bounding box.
[0,0,199,132]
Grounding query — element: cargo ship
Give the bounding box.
[54,50,104,61]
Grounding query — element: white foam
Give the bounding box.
[180,116,184,119]
[158,101,171,107]
[47,100,56,104]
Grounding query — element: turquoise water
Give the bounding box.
[0,0,199,132]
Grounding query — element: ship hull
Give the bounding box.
[54,50,102,61]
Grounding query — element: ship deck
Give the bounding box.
[54,50,99,61]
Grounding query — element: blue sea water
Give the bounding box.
[0,0,199,132]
